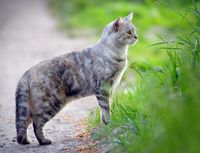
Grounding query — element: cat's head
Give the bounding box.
[101,12,137,47]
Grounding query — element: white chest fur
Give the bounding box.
[111,58,127,95]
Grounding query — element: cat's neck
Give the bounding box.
[98,39,128,60]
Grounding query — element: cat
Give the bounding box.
[15,12,137,145]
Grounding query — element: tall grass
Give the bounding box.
[88,2,200,153]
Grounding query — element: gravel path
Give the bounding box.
[0,0,98,152]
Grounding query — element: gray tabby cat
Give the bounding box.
[16,13,137,145]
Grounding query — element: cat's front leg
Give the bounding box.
[95,88,111,124]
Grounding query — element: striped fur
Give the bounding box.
[15,13,137,145]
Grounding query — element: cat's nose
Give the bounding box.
[134,35,138,39]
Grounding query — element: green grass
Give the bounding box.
[50,0,200,152]
[89,40,200,152]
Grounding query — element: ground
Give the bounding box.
[0,0,99,152]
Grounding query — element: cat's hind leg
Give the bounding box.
[32,97,62,145]
[32,115,52,145]
[32,102,62,145]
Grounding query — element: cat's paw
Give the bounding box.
[17,135,30,145]
[39,138,52,145]
[102,116,110,124]
[22,139,30,145]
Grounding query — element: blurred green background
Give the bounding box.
[50,0,200,153]
[50,0,195,66]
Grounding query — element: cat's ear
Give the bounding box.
[123,12,133,22]
[113,17,123,32]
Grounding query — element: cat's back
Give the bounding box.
[25,52,74,76]
[17,54,68,88]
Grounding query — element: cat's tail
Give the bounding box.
[15,77,31,145]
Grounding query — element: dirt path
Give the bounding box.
[0,0,98,152]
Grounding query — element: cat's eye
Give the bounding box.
[127,30,132,35]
